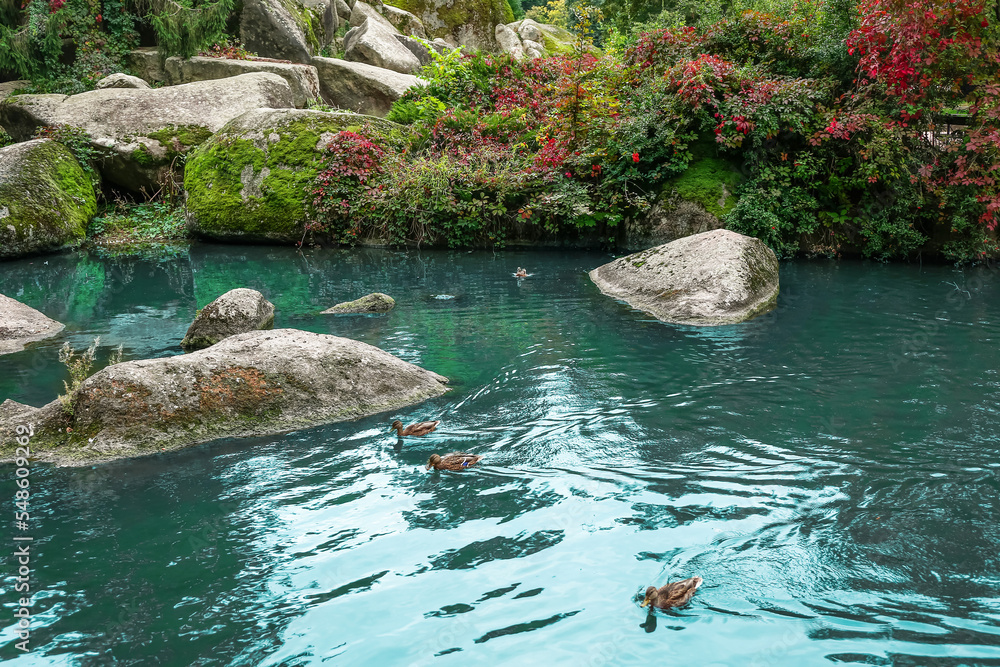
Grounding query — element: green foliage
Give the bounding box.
[88,200,189,249]
[57,336,124,415]
[145,0,237,58]
[507,0,525,19]
[32,125,99,179]
[0,128,12,148]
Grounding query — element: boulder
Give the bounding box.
[336,0,352,20]
[589,229,779,326]
[518,19,542,43]
[382,4,427,38]
[625,200,726,252]
[522,38,543,53]
[0,293,65,355]
[163,56,321,108]
[535,21,574,55]
[0,73,294,193]
[185,108,398,242]
[302,0,340,45]
[181,288,275,351]
[345,17,422,74]
[126,48,166,83]
[0,328,450,464]
[387,0,513,49]
[322,292,395,313]
[0,81,30,101]
[312,56,424,116]
[241,0,320,63]
[95,73,150,89]
[495,24,524,59]
[0,139,95,259]
[349,0,395,29]
[395,34,444,65]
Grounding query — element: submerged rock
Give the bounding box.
[322,292,395,313]
[181,288,275,351]
[0,139,95,259]
[0,293,65,355]
[589,229,779,325]
[0,329,450,465]
[184,108,397,242]
[0,73,294,193]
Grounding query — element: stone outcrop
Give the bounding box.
[322,292,395,313]
[394,34,447,65]
[625,200,726,252]
[161,56,321,108]
[0,74,294,193]
[0,81,30,101]
[494,18,573,57]
[0,293,65,355]
[181,288,275,351]
[240,0,337,63]
[0,329,450,465]
[388,0,513,49]
[312,56,424,116]
[382,4,427,37]
[345,17,422,74]
[589,229,780,325]
[0,139,95,259]
[185,108,397,242]
[95,73,150,89]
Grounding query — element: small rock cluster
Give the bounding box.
[494,18,572,60]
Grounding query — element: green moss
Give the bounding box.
[131,145,159,167]
[281,0,323,53]
[540,29,574,55]
[185,112,398,242]
[662,157,742,219]
[0,140,95,258]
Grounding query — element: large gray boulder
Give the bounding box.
[349,0,395,29]
[163,56,321,108]
[240,0,331,63]
[394,34,446,65]
[322,292,395,313]
[382,4,427,38]
[95,73,150,89]
[0,81,30,101]
[0,293,65,355]
[0,139,95,259]
[495,24,524,60]
[126,48,166,83]
[0,74,294,193]
[345,17,421,74]
[181,288,275,351]
[0,329,450,465]
[589,229,779,325]
[185,108,398,242]
[312,57,423,116]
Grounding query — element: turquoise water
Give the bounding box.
[2,245,1000,665]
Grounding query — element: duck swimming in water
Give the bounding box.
[640,576,703,609]
[426,452,482,471]
[391,420,440,437]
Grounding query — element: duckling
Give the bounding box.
[391,420,440,437]
[426,452,482,471]
[640,576,703,609]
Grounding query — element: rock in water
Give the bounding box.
[589,229,779,325]
[0,139,95,259]
[181,288,275,351]
[322,292,395,313]
[0,293,65,355]
[0,329,450,464]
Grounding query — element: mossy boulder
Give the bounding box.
[0,328,451,465]
[185,108,398,243]
[322,292,395,313]
[590,229,779,326]
[0,139,95,259]
[181,288,275,351]
[386,0,513,49]
[0,74,295,193]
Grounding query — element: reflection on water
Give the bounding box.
[2,247,1000,664]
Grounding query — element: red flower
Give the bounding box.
[632,152,640,162]
[565,172,572,177]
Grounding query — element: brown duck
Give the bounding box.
[391,420,440,437]
[640,576,703,609]
[426,452,482,471]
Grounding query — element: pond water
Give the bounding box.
[2,245,1000,665]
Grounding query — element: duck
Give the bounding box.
[426,452,482,471]
[640,576,703,610]
[391,420,440,437]
[515,267,528,277]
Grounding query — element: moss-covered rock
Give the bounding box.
[185,108,399,243]
[386,0,513,49]
[662,156,741,219]
[0,139,95,259]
